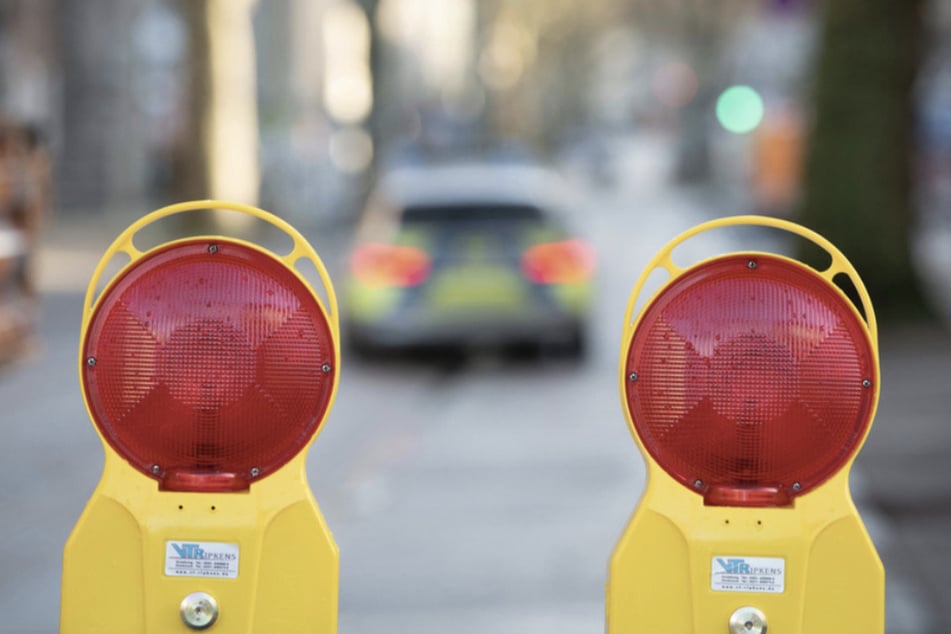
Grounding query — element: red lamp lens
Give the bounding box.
[624,254,876,506]
[82,240,336,492]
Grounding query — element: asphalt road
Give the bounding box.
[2,147,949,633]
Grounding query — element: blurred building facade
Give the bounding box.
[0,0,947,225]
[0,0,172,214]
[0,0,708,219]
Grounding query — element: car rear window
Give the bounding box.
[401,204,546,224]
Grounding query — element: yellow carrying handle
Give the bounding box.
[620,214,878,347]
[80,200,340,345]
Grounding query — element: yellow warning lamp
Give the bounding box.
[607,215,883,633]
[61,201,341,633]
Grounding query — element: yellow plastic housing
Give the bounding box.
[62,201,340,633]
[607,215,883,633]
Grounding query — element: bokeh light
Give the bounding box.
[653,61,699,109]
[716,85,765,134]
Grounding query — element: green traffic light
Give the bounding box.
[716,85,764,134]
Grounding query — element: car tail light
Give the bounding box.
[350,242,431,287]
[623,253,876,507]
[81,239,336,492]
[521,239,595,284]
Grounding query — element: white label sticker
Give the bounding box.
[165,541,239,579]
[711,556,784,594]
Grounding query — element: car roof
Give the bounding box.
[373,161,570,212]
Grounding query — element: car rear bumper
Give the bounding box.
[345,310,586,352]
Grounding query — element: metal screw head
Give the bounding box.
[180,591,219,630]
[862,378,872,388]
[747,259,758,270]
[207,244,219,254]
[729,606,767,634]
[792,482,802,492]
[250,467,260,477]
[693,479,703,489]
[86,356,97,367]
[151,464,161,475]
[628,372,638,382]
[321,363,332,374]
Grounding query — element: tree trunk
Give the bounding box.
[798,0,933,322]
[175,0,260,231]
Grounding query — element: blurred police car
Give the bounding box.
[342,161,594,359]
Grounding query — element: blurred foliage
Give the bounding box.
[799,0,936,323]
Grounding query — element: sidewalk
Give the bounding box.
[860,324,951,633]
[35,208,142,294]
